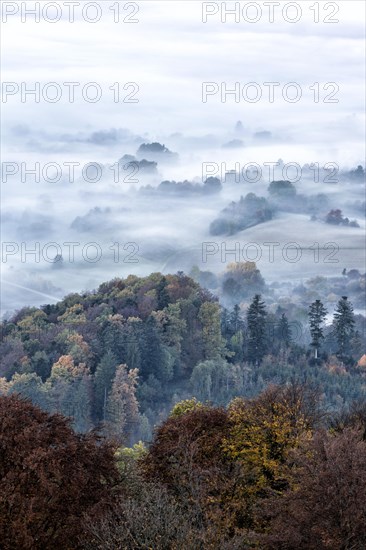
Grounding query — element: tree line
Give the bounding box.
[232,293,357,365]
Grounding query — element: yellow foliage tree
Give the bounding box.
[222,384,317,529]
[170,397,204,418]
[57,304,86,325]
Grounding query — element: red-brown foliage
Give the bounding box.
[259,427,366,549]
[141,406,230,490]
[0,394,120,550]
[140,406,244,539]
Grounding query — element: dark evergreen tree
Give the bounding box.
[229,304,244,334]
[246,294,267,365]
[140,316,165,380]
[309,299,327,359]
[333,296,355,361]
[276,313,292,348]
[101,319,126,363]
[94,350,118,420]
[157,276,170,310]
[220,307,231,339]
[225,305,245,363]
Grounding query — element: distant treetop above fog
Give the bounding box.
[268,180,297,197]
[210,193,272,236]
[344,165,365,183]
[118,154,158,174]
[235,120,244,132]
[136,142,178,163]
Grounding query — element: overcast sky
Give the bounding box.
[1,1,365,160]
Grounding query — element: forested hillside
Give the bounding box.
[0,270,365,442]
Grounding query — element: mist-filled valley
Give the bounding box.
[1,131,365,316]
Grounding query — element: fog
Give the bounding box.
[1,1,365,315]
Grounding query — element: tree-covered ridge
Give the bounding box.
[0,273,224,437]
[0,272,365,439]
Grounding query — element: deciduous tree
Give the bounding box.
[0,394,119,550]
[105,364,139,444]
[260,427,366,549]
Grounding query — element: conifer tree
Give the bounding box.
[157,276,170,310]
[229,304,243,334]
[277,313,292,348]
[94,350,118,420]
[333,296,355,361]
[246,294,267,365]
[309,299,327,359]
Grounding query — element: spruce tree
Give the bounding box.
[333,296,355,361]
[229,304,243,334]
[277,313,292,348]
[94,350,118,420]
[308,299,327,359]
[246,294,267,365]
[157,276,170,310]
[140,316,163,379]
[221,307,231,339]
